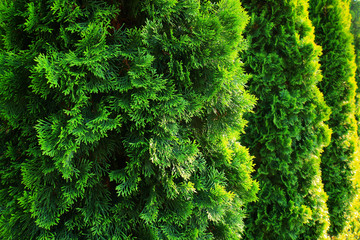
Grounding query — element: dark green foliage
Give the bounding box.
[0,0,258,239]
[309,0,359,237]
[240,0,331,239]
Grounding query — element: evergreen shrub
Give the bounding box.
[338,0,360,238]
[0,0,258,239]
[240,0,331,239]
[309,0,359,236]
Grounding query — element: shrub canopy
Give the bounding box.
[0,0,258,239]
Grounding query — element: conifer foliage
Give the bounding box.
[352,0,360,121]
[0,0,258,239]
[349,1,360,236]
[309,0,359,236]
[240,0,332,239]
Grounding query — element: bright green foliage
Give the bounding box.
[309,0,359,237]
[240,0,331,239]
[0,0,258,239]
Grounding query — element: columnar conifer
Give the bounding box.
[351,0,360,121]
[342,0,360,237]
[240,0,331,239]
[309,0,359,236]
[0,0,258,239]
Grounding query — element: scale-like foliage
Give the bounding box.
[352,0,360,126]
[337,0,360,238]
[309,0,359,237]
[240,0,331,239]
[0,0,258,239]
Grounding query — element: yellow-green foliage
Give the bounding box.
[336,0,360,239]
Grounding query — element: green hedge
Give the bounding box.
[309,0,359,236]
[240,0,331,239]
[0,0,258,239]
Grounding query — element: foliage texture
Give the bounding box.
[0,0,258,239]
[240,0,331,239]
[309,0,359,237]
[338,0,360,238]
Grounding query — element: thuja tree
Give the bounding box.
[0,0,258,239]
[309,0,359,236]
[342,0,360,237]
[352,0,360,126]
[240,0,332,239]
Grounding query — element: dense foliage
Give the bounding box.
[240,0,331,239]
[0,0,258,239]
[2,0,360,239]
[343,0,360,238]
[352,0,360,125]
[309,0,359,237]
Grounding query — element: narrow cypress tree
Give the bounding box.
[341,0,360,238]
[0,0,258,239]
[240,0,331,239]
[309,0,359,236]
